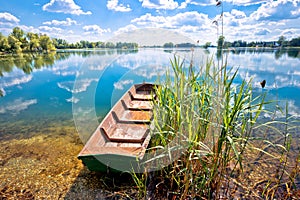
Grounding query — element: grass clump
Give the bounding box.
[131,54,295,199]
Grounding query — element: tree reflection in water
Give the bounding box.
[0,49,139,77]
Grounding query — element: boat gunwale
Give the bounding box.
[78,83,156,159]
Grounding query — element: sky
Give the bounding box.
[0,0,299,45]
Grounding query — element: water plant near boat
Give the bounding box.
[131,54,299,199]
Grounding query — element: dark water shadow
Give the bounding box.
[64,168,137,200]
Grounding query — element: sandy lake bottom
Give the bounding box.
[0,119,299,199]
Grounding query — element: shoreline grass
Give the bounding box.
[131,53,300,199]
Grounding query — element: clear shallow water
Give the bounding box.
[0,48,300,140]
[1,48,299,200]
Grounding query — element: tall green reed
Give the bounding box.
[132,54,298,199]
[257,102,300,199]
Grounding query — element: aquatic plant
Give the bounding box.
[256,102,300,199]
[131,53,299,199]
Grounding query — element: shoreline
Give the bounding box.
[0,121,299,199]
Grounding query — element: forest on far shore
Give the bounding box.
[1,27,299,54]
[0,27,141,53]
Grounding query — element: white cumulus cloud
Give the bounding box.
[39,26,63,32]
[131,11,211,30]
[0,12,20,24]
[114,24,138,35]
[42,0,92,15]
[139,0,187,10]
[231,9,247,19]
[225,0,267,6]
[250,0,300,21]
[107,0,132,12]
[43,17,77,26]
[83,25,111,35]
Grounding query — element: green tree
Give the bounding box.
[290,37,300,47]
[217,35,225,49]
[80,40,89,48]
[0,33,10,52]
[163,42,174,48]
[248,41,256,47]
[278,35,288,47]
[39,34,56,52]
[234,41,240,47]
[54,38,69,49]
[88,42,96,48]
[8,35,22,53]
[95,41,105,48]
[11,27,28,50]
[203,42,211,49]
[27,32,40,51]
[11,27,25,40]
[105,42,115,48]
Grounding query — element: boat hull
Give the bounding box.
[78,154,141,173]
[77,83,156,172]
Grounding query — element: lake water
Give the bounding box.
[1,48,300,141]
[0,48,299,198]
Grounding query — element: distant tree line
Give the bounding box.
[53,39,138,49]
[2,27,299,54]
[217,35,300,49]
[0,27,139,54]
[162,42,196,48]
[0,27,56,53]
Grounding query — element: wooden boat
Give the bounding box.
[78,83,156,172]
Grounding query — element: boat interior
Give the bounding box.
[79,83,156,158]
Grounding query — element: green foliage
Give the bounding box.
[11,27,25,41]
[289,37,300,47]
[8,35,22,53]
[0,27,56,53]
[27,32,40,51]
[0,33,10,52]
[116,42,138,49]
[232,40,247,47]
[203,42,211,49]
[131,171,147,199]
[50,39,138,49]
[51,39,111,49]
[105,42,115,48]
[217,35,225,49]
[134,55,271,199]
[130,53,299,199]
[278,35,287,47]
[175,43,196,48]
[39,34,55,52]
[163,42,174,48]
[220,36,300,48]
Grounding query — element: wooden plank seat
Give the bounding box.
[121,99,153,111]
[129,86,154,101]
[101,113,149,143]
[81,132,151,157]
[122,92,153,110]
[81,130,151,157]
[80,146,145,157]
[112,100,152,123]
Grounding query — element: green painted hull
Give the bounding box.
[78,154,142,173]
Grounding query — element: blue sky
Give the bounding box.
[0,0,299,45]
